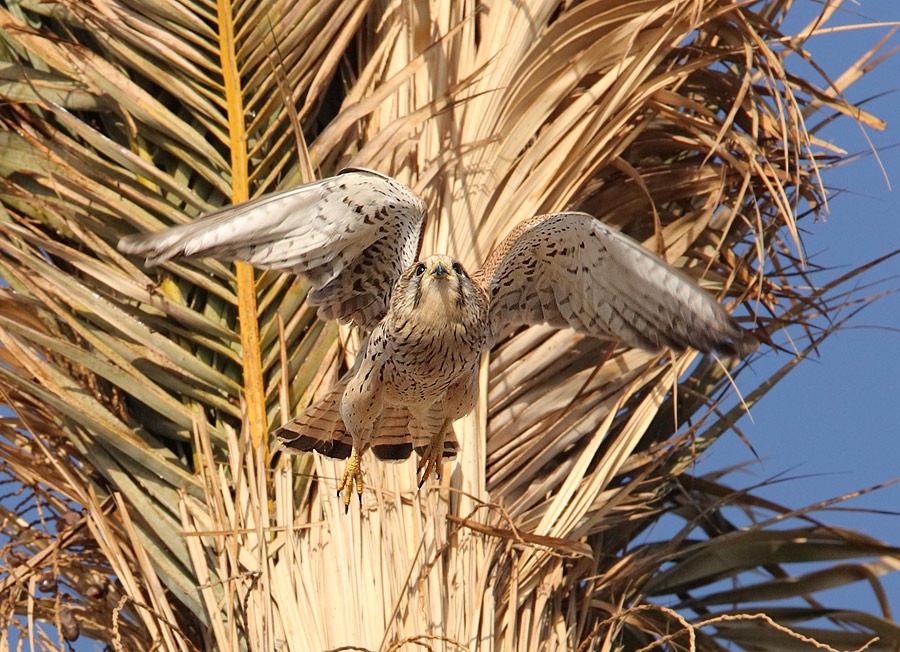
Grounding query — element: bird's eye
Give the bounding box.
[414,263,426,276]
[452,262,464,275]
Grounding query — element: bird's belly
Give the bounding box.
[383,352,476,404]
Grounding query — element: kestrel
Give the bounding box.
[119,169,757,509]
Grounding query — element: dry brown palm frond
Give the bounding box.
[0,0,898,650]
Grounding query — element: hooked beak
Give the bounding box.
[430,261,450,280]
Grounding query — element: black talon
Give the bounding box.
[344,502,349,514]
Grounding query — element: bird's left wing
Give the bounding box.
[478,213,757,356]
[117,169,425,329]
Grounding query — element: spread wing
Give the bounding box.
[478,213,758,356]
[117,168,426,329]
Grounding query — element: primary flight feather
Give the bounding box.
[118,168,757,509]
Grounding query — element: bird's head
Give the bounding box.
[391,255,486,330]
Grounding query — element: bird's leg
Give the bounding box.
[337,447,364,512]
[417,423,449,488]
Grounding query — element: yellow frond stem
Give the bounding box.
[217,0,266,451]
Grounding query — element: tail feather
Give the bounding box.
[275,377,353,459]
[275,377,459,461]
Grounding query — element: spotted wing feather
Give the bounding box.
[479,213,757,356]
[117,169,426,329]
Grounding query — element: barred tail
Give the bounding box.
[275,376,353,459]
[275,375,459,461]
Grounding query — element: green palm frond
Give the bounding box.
[0,0,896,650]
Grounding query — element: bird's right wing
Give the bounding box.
[118,169,426,329]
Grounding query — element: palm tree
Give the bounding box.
[0,0,897,649]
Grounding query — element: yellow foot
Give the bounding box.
[337,447,364,513]
[416,434,445,488]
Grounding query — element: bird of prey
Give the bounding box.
[118,168,757,509]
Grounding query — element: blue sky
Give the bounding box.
[697,0,900,613]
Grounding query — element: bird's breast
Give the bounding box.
[381,318,485,403]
